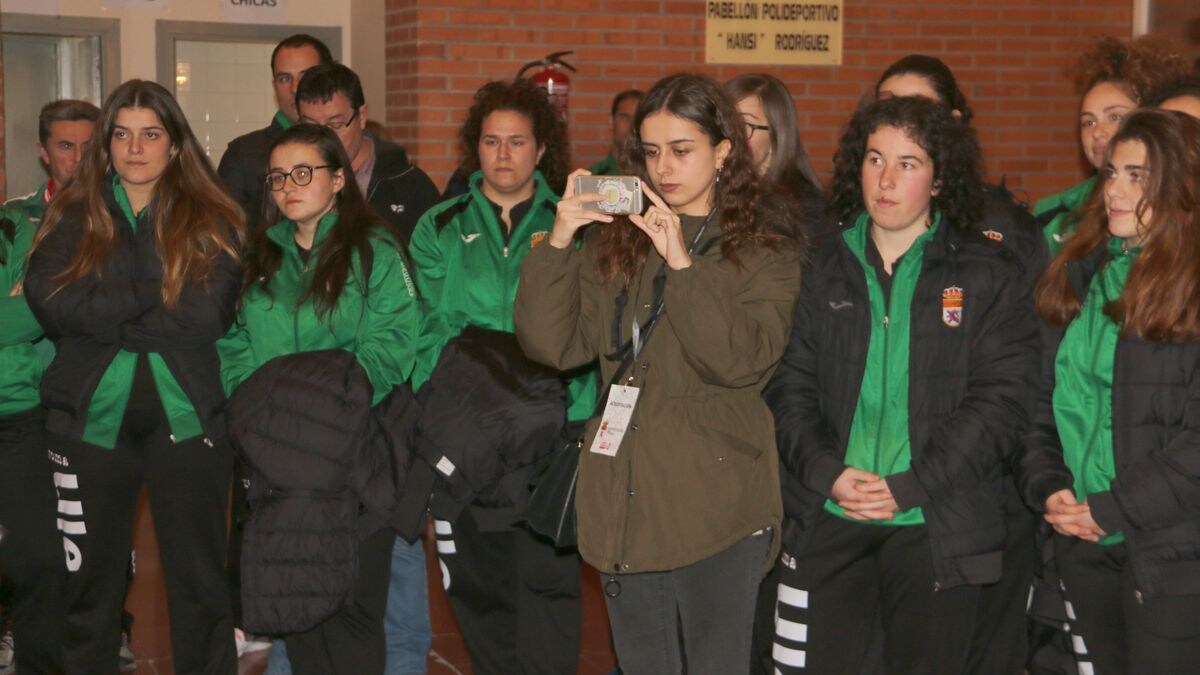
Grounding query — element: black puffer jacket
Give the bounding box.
[765,218,1040,587]
[228,349,419,633]
[1018,244,1200,599]
[415,326,567,530]
[24,178,241,443]
[217,116,287,233]
[978,182,1049,293]
[365,136,440,249]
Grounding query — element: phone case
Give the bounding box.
[576,175,643,215]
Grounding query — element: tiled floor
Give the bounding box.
[124,491,617,674]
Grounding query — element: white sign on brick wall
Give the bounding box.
[222,0,288,23]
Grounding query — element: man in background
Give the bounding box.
[218,33,333,233]
[5,99,100,222]
[587,88,642,176]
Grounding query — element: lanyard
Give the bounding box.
[606,209,715,362]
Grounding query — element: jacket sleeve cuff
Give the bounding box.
[888,470,932,510]
[531,239,576,264]
[806,454,846,498]
[1088,490,1131,536]
[1027,476,1073,514]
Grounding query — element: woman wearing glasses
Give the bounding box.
[725,75,827,239]
[24,79,244,673]
[218,123,420,674]
[724,74,823,202]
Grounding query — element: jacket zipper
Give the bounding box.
[613,272,651,577]
[294,252,305,353]
[874,313,889,474]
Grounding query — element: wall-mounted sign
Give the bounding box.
[222,0,287,23]
[99,0,168,8]
[706,1,844,65]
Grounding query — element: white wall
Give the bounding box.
[12,0,385,116]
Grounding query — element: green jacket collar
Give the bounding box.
[274,109,295,131]
[844,210,942,264]
[1108,234,1141,258]
[1062,175,1097,209]
[467,169,557,221]
[266,210,340,254]
[111,173,145,231]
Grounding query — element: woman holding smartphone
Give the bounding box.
[1019,109,1200,673]
[514,73,803,673]
[24,79,244,673]
[764,96,1039,674]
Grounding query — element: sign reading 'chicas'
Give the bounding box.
[222,0,287,21]
[705,1,843,65]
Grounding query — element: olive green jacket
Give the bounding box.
[514,215,801,573]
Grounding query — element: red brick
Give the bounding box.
[385,0,1134,195]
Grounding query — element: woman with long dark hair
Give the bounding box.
[1019,109,1200,673]
[24,79,244,673]
[723,74,822,195]
[218,123,420,674]
[725,74,828,250]
[1034,36,1189,256]
[514,72,803,672]
[764,96,1039,674]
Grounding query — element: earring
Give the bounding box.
[715,165,723,184]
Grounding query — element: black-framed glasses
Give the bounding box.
[306,107,360,132]
[746,122,770,138]
[266,165,335,191]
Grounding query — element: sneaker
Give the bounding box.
[118,631,136,672]
[0,625,14,675]
[234,628,272,658]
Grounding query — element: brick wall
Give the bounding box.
[1151,0,1200,65]
[386,0,1137,202]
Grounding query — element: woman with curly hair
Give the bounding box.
[407,79,595,675]
[24,79,244,672]
[1035,35,1190,256]
[514,72,803,673]
[763,96,1039,674]
[1018,109,1200,673]
[871,53,1052,674]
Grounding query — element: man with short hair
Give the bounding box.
[588,88,642,176]
[1150,74,1200,120]
[5,99,100,222]
[296,62,439,675]
[217,33,334,232]
[296,63,439,247]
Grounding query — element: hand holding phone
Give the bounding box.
[574,175,644,215]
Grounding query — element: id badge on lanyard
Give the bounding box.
[588,384,640,457]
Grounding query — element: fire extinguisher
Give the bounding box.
[517,50,576,122]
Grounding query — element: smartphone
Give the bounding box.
[575,175,643,215]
